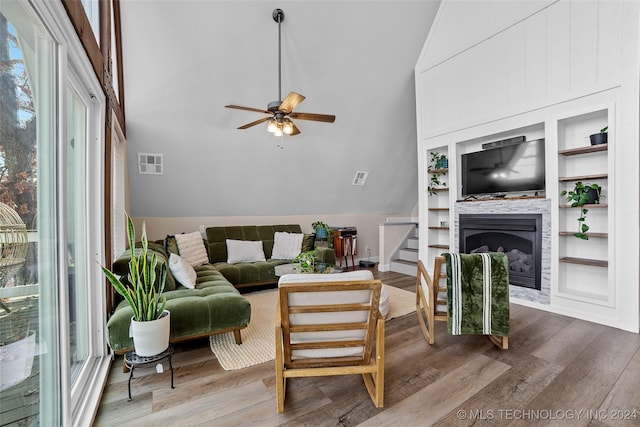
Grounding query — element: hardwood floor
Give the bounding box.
[94,270,640,426]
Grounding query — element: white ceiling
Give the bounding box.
[120,0,440,217]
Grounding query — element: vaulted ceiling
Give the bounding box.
[119,1,440,217]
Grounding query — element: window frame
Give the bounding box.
[28,1,111,425]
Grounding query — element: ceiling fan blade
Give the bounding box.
[290,122,301,136]
[289,112,336,123]
[238,116,271,129]
[279,92,305,113]
[226,104,270,114]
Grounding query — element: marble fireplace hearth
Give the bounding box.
[454,198,551,304]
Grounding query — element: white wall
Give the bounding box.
[120,1,440,219]
[416,0,639,331]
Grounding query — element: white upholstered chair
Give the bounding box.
[275,271,385,412]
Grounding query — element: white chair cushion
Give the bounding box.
[278,270,389,317]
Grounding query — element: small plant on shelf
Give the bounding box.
[589,126,608,146]
[561,181,604,240]
[427,152,448,196]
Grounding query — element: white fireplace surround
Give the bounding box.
[455,198,551,304]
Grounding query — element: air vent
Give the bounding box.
[138,153,163,175]
[352,171,369,186]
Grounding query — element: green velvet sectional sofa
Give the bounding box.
[106,242,251,354]
[106,224,336,354]
[205,224,335,288]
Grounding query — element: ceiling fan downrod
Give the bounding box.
[273,9,284,104]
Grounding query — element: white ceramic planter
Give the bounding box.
[129,310,170,357]
[0,330,36,391]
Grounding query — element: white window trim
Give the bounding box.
[30,1,110,426]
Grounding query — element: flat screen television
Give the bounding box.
[461,139,545,197]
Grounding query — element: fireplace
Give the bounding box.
[459,214,542,290]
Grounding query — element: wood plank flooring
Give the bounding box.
[94,270,640,426]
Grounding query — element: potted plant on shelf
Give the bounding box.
[312,221,332,240]
[589,126,608,146]
[427,152,448,195]
[561,182,604,240]
[101,215,170,356]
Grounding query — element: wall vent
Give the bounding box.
[352,171,369,186]
[138,153,163,175]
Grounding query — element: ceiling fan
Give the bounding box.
[225,9,335,136]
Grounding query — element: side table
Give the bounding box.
[124,346,174,400]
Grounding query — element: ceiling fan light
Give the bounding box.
[274,128,284,137]
[267,119,277,133]
[283,120,293,135]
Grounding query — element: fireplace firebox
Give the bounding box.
[459,214,542,290]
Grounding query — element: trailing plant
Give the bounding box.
[600,126,608,134]
[101,215,167,321]
[312,221,332,247]
[561,182,604,240]
[427,152,448,195]
[293,250,316,273]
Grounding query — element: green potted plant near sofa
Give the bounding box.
[102,215,170,356]
[311,221,333,248]
[561,181,604,240]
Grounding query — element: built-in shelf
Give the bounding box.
[428,244,449,249]
[428,208,449,211]
[559,257,608,267]
[558,173,608,182]
[559,203,608,208]
[431,188,449,193]
[428,226,449,230]
[427,168,448,174]
[558,144,608,156]
[559,231,608,238]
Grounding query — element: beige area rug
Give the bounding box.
[209,286,417,371]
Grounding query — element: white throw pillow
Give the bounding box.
[168,253,197,289]
[226,239,266,264]
[271,232,304,260]
[175,231,208,267]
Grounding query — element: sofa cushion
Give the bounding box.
[175,231,208,267]
[169,253,197,289]
[301,233,316,252]
[271,232,304,260]
[226,239,266,264]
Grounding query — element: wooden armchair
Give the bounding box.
[416,257,508,350]
[275,276,384,413]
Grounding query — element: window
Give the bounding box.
[0,1,109,425]
[81,0,100,46]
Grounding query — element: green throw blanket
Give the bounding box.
[443,252,510,337]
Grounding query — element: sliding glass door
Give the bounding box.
[0,1,109,425]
